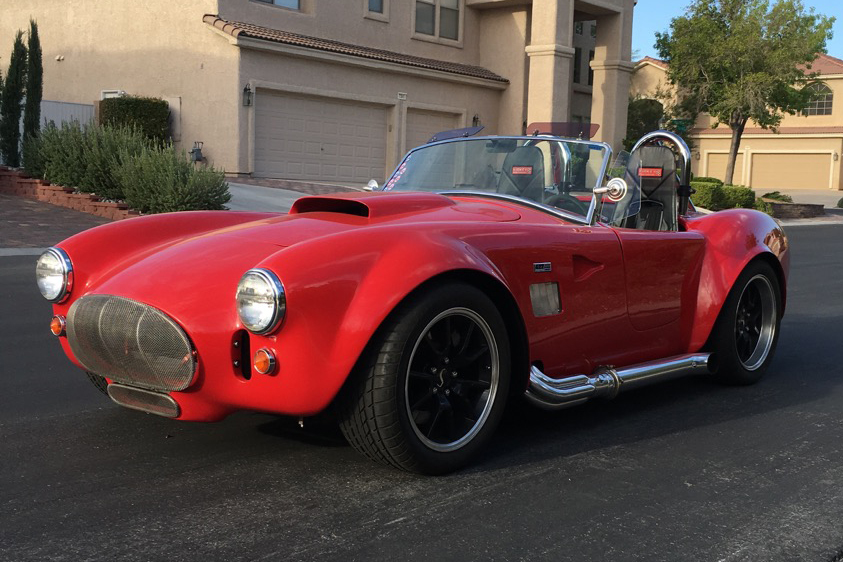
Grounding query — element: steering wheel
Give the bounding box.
[545,193,589,215]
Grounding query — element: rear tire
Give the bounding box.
[708,260,782,385]
[338,283,510,474]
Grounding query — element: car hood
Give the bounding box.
[80,192,520,325]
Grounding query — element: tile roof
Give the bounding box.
[203,15,508,83]
[637,53,843,77]
[636,56,668,69]
[692,126,843,135]
[806,53,843,76]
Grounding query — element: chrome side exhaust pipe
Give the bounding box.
[525,353,713,411]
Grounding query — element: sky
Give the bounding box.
[632,0,843,61]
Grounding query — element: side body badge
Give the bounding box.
[533,262,552,273]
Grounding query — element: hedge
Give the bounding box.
[690,176,724,186]
[116,144,230,214]
[690,181,724,210]
[690,181,755,211]
[24,122,230,213]
[721,185,755,209]
[100,96,169,141]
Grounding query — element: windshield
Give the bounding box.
[384,137,610,217]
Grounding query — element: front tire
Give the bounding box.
[709,260,782,385]
[338,283,511,474]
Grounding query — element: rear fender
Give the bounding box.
[684,209,789,350]
[249,227,511,414]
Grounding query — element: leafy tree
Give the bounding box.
[24,19,42,141]
[624,97,664,151]
[0,31,28,167]
[656,0,834,185]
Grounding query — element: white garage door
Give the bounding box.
[254,92,388,183]
[405,108,460,152]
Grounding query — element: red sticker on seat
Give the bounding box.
[512,166,533,175]
[639,167,663,178]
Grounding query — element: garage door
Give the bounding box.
[750,153,831,190]
[406,108,459,152]
[705,152,744,184]
[254,92,387,183]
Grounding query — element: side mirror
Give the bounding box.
[365,179,380,192]
[594,177,628,201]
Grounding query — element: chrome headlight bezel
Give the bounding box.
[36,247,73,303]
[236,268,286,335]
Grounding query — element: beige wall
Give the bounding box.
[219,0,484,66]
[238,47,503,177]
[1,0,242,170]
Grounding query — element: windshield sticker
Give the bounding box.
[512,166,533,175]
[638,167,663,178]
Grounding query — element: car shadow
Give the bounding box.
[472,311,842,473]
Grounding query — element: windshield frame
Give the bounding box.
[384,135,613,226]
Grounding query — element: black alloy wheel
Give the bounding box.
[709,260,782,385]
[339,283,511,474]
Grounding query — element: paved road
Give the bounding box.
[2,224,843,562]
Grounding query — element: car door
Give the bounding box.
[612,227,706,349]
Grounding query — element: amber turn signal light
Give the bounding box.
[50,315,67,337]
[254,348,276,375]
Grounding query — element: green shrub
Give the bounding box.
[761,191,793,203]
[691,176,724,186]
[42,121,87,189]
[837,197,843,209]
[116,144,230,214]
[690,181,724,210]
[81,125,149,200]
[100,96,169,141]
[22,134,44,179]
[755,199,773,215]
[721,185,755,209]
[606,166,625,178]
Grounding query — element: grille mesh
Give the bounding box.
[67,295,196,392]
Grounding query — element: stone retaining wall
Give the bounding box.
[0,168,139,221]
[762,199,825,219]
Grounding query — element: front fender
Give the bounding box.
[684,209,789,350]
[247,225,509,415]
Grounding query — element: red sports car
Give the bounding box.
[36,130,788,474]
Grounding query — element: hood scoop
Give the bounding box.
[289,192,455,220]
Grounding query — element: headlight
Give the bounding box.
[236,268,285,334]
[36,247,73,302]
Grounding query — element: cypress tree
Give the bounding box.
[0,31,28,167]
[24,20,42,140]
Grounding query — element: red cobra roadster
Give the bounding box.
[37,130,788,474]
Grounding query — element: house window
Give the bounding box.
[588,50,594,86]
[575,22,583,35]
[369,0,384,13]
[255,0,301,9]
[573,47,582,84]
[415,0,461,41]
[803,82,833,116]
[590,23,597,38]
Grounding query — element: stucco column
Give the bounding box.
[525,0,575,126]
[590,7,635,151]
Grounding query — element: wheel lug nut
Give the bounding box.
[444,357,450,364]
[445,389,450,396]
[432,387,438,394]
[451,371,458,378]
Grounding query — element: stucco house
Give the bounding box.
[2,0,635,185]
[630,54,843,192]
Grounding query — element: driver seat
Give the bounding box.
[624,145,678,231]
[498,146,545,203]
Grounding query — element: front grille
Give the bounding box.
[67,295,196,392]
